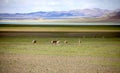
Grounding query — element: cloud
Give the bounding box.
[0,0,120,13]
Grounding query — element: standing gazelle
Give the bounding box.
[78,39,81,45]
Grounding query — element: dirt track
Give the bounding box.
[0,54,120,73]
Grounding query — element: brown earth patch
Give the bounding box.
[0,54,120,73]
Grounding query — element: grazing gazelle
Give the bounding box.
[51,40,60,45]
[32,40,37,44]
[64,40,68,44]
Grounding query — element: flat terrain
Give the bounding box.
[0,25,120,38]
[0,25,120,73]
[0,37,120,73]
[0,25,120,32]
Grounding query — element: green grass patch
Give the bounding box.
[0,25,120,32]
[0,37,120,58]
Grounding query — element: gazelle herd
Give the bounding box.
[32,39,81,45]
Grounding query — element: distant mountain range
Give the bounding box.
[0,8,120,20]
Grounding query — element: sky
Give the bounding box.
[0,0,120,13]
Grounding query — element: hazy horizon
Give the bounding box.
[0,0,120,13]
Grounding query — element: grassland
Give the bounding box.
[0,37,120,57]
[0,25,120,32]
[0,36,120,73]
[0,24,120,73]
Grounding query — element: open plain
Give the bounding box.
[0,25,120,73]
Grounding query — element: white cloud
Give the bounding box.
[0,0,120,13]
